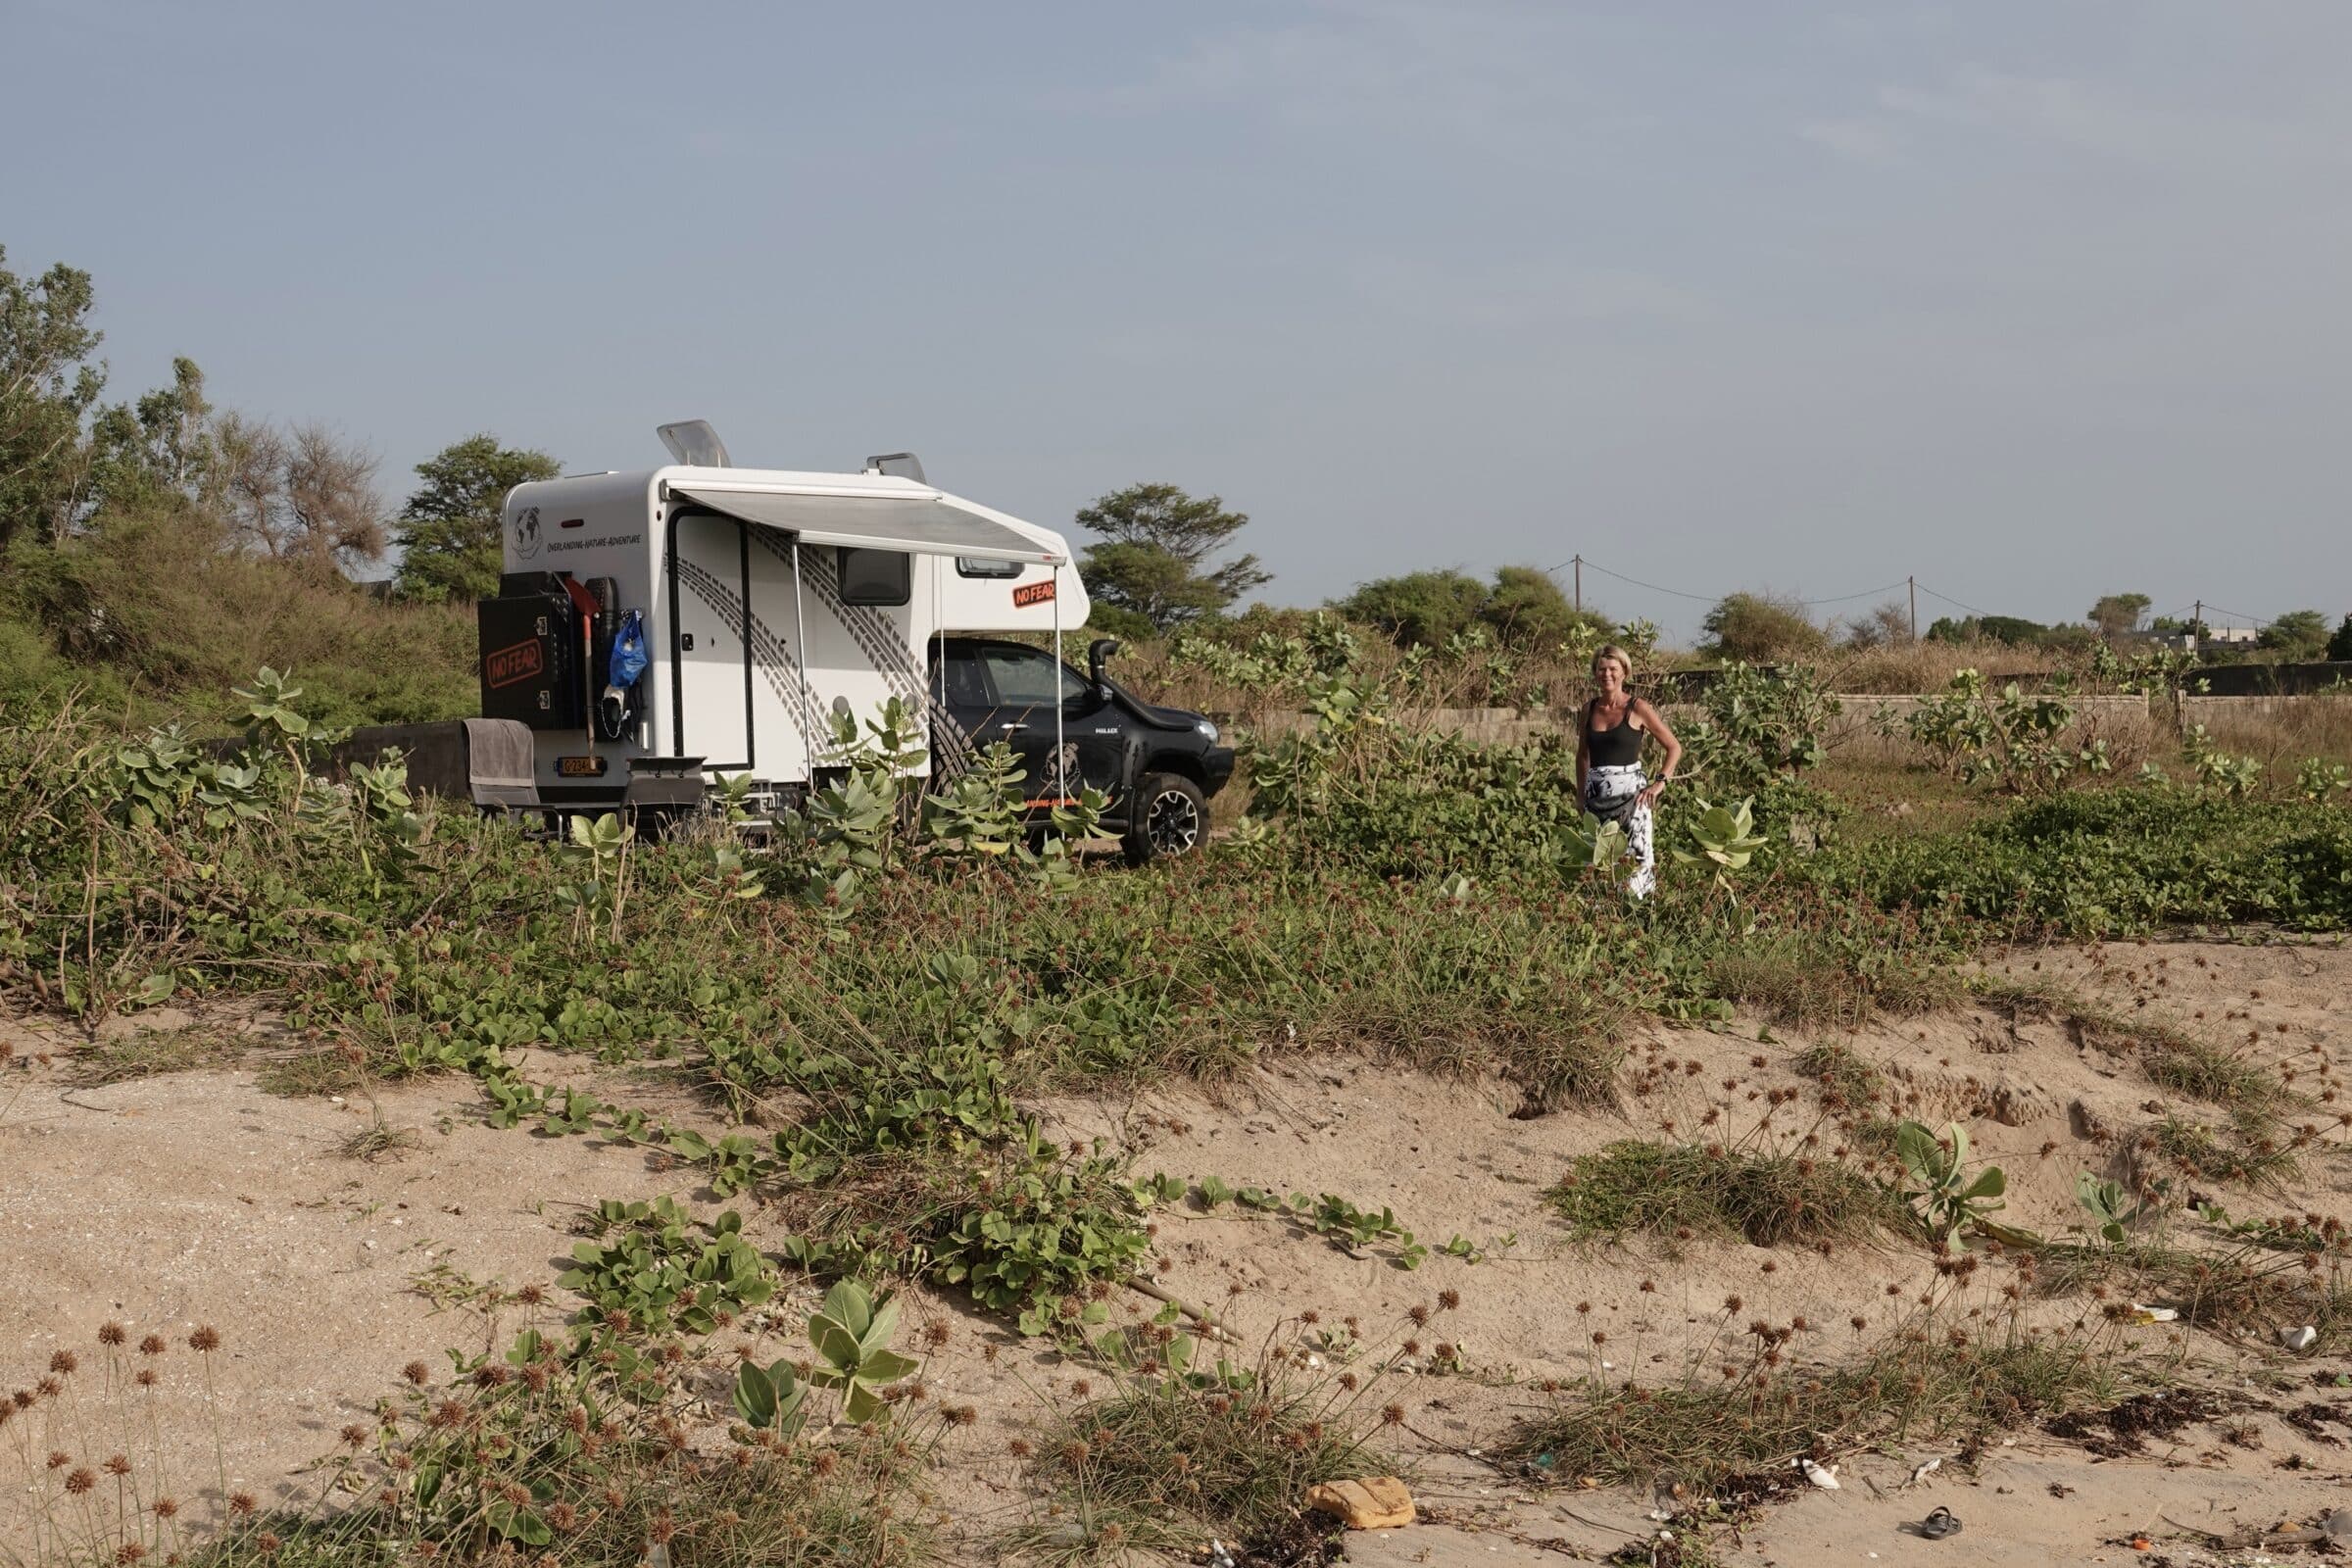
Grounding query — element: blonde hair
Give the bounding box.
[1591,644,1633,679]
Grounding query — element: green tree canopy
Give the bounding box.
[2086,592,2152,638]
[1701,592,1825,662]
[394,434,562,603]
[2259,609,2330,659]
[1074,482,1269,633]
[2329,613,2352,663]
[82,357,217,518]
[1479,564,1599,649]
[1336,564,1608,651]
[1333,568,1489,646]
[0,247,106,549]
[1925,612,2055,647]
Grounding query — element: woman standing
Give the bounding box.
[1576,644,1683,899]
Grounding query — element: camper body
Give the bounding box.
[475,462,1088,815]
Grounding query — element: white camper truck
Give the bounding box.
[416,423,1232,859]
[474,424,1085,818]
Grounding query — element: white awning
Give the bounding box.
[671,484,1061,564]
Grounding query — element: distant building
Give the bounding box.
[2150,625,2259,652]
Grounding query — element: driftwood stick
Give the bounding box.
[1126,1277,1242,1344]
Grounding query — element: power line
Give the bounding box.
[1552,557,1911,609]
[1910,582,1999,619]
[1541,561,2302,633]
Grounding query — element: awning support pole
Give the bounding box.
[789,540,816,775]
[1052,562,1065,808]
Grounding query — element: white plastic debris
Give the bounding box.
[2128,1303,2178,1323]
[1909,1457,1942,1486]
[2283,1325,2320,1351]
[1798,1458,1840,1491]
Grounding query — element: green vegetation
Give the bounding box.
[1009,1349,1382,1564]
[1893,1121,2010,1246]
[1551,1141,1901,1249]
[6,1253,937,1568]
[1700,592,1825,662]
[391,434,563,604]
[1334,564,1613,654]
[1504,1303,2122,1490]
[1074,482,1269,637]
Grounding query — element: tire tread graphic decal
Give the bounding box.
[672,557,814,754]
[749,535,978,779]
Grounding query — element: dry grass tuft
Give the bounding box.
[70,1028,245,1086]
[1503,1312,2122,1492]
[1006,1353,1385,1565]
[1551,1140,1901,1249]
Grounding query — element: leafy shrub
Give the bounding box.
[1885,670,2113,793]
[1678,663,1838,793]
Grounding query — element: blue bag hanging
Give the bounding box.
[598,609,649,738]
[607,609,648,691]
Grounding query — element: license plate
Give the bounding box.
[557,756,608,777]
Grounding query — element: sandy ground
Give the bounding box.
[4,936,2350,1564]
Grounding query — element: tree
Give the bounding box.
[1840,600,1914,649]
[1479,564,1600,649]
[1701,592,1825,662]
[394,434,562,603]
[2086,593,2152,639]
[80,357,217,518]
[0,247,106,549]
[215,415,387,573]
[1074,483,1269,633]
[2259,609,2329,660]
[2329,613,2352,663]
[1334,568,1489,647]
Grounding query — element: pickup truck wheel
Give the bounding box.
[1123,773,1208,865]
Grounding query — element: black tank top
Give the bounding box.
[1587,702,1642,768]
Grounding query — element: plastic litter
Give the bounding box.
[1909,1456,1942,1486]
[1797,1458,1840,1491]
[1306,1477,1415,1530]
[2128,1303,2178,1323]
[1918,1506,1963,1540]
[2283,1325,2320,1351]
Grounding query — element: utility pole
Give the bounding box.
[2192,599,2202,655]
[1908,575,1917,643]
[1573,555,1582,614]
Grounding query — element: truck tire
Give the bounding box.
[1123,773,1208,866]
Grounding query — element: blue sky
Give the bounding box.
[6,1,2347,638]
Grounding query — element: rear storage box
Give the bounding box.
[477,573,585,730]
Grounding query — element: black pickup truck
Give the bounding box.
[927,635,1236,863]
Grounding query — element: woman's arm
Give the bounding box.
[1633,698,1681,805]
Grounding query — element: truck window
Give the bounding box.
[838,548,910,606]
[981,645,1087,709]
[934,650,990,708]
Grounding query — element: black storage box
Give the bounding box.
[478,576,586,730]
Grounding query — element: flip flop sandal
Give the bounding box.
[1920,1507,1963,1540]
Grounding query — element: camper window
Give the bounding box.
[956,557,1021,579]
[837,548,911,606]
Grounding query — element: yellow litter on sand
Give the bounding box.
[1306,1477,1415,1530]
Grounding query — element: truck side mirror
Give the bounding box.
[1087,638,1121,702]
